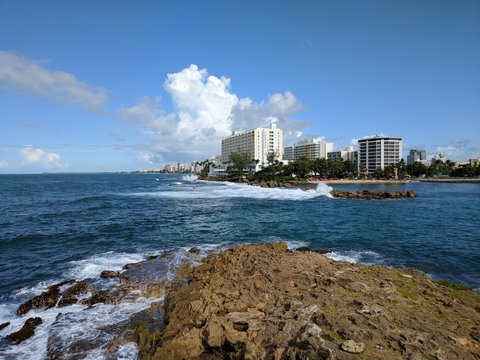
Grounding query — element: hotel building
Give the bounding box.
[221,122,283,171]
[327,145,358,164]
[358,135,402,174]
[283,138,333,160]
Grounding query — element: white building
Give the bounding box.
[283,138,333,160]
[358,135,402,174]
[327,145,358,164]
[221,122,283,172]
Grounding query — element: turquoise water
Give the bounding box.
[0,173,479,358]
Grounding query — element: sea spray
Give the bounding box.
[131,181,334,201]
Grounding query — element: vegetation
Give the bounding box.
[212,152,480,182]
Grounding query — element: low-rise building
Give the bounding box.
[284,137,333,160]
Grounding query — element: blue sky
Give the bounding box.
[1,0,479,173]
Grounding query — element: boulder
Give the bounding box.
[0,321,10,331]
[100,270,120,279]
[188,247,201,254]
[6,317,43,344]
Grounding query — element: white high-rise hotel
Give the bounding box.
[358,135,402,173]
[221,122,283,171]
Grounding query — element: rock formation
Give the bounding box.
[121,242,479,359]
[330,189,417,199]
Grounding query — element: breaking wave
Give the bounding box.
[324,250,383,265]
[130,182,333,201]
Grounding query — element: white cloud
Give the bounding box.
[120,64,307,162]
[0,160,9,169]
[20,146,62,167]
[0,51,107,111]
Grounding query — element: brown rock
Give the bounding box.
[100,270,120,279]
[188,247,201,254]
[6,317,43,344]
[58,280,91,307]
[16,280,74,315]
[81,291,111,307]
[0,321,10,331]
[341,339,365,353]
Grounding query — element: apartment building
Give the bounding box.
[358,135,402,174]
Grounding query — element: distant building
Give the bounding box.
[431,153,447,163]
[221,122,283,172]
[407,149,427,165]
[469,158,480,166]
[327,146,358,164]
[283,138,333,161]
[358,135,402,174]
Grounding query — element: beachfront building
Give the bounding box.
[407,149,427,165]
[221,122,283,172]
[327,145,358,164]
[283,138,333,161]
[358,135,402,175]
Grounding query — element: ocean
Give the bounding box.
[0,173,479,359]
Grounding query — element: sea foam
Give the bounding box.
[131,182,333,201]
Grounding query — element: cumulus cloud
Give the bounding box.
[119,64,307,162]
[20,146,63,167]
[0,160,9,169]
[0,51,107,111]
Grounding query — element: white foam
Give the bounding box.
[181,174,198,182]
[172,182,182,185]
[68,252,145,280]
[131,182,333,201]
[325,250,382,265]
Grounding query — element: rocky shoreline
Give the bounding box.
[199,176,418,199]
[4,243,479,359]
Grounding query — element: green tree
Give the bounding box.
[228,152,252,178]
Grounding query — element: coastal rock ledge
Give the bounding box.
[121,242,479,359]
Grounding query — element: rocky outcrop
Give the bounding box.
[0,322,10,331]
[127,242,480,359]
[6,317,43,344]
[331,189,417,199]
[16,280,74,315]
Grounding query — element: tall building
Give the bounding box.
[221,122,283,171]
[283,138,333,160]
[407,149,427,165]
[358,135,402,174]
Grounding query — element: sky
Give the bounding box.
[0,0,479,173]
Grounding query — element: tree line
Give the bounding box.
[220,152,480,181]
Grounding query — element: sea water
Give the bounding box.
[0,173,479,358]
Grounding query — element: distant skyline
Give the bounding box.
[1,0,479,173]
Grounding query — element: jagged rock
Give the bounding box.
[100,270,120,279]
[16,280,74,315]
[81,291,111,307]
[123,262,140,270]
[341,339,365,353]
[58,280,91,307]
[331,189,417,199]
[120,242,480,360]
[6,317,43,344]
[188,247,201,254]
[0,321,10,331]
[295,246,328,254]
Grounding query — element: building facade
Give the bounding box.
[407,149,427,165]
[221,122,283,171]
[283,138,333,161]
[358,135,402,174]
[327,146,358,164]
